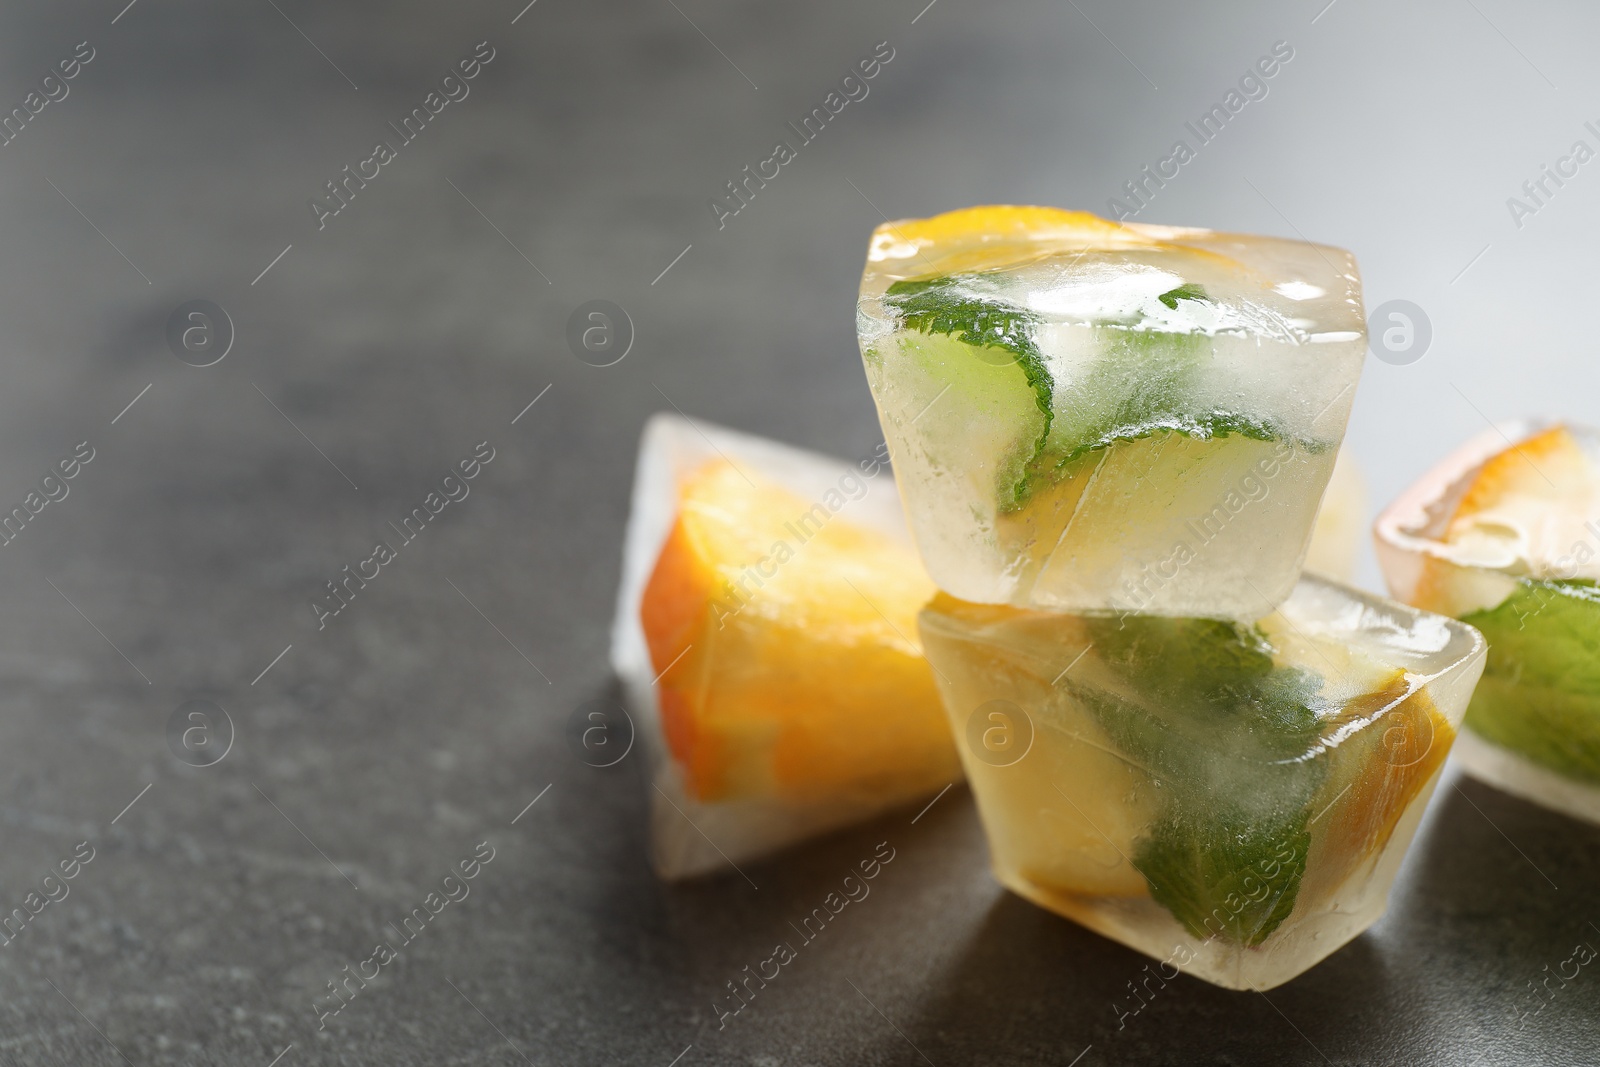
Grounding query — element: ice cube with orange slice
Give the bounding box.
[856,205,1368,619]
[919,574,1484,989]
[611,413,960,880]
[1376,420,1600,825]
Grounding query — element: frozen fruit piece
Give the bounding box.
[919,575,1484,990]
[612,413,959,880]
[857,205,1366,618]
[1449,425,1594,537]
[1376,419,1600,825]
[642,459,953,803]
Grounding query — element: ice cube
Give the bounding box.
[611,413,959,880]
[1376,419,1600,826]
[857,206,1367,618]
[918,573,1484,989]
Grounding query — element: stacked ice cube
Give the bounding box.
[857,206,1367,617]
[858,206,1487,988]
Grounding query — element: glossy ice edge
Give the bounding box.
[609,412,944,880]
[1277,573,1487,694]
[1372,417,1549,605]
[1454,728,1600,829]
[918,572,1489,720]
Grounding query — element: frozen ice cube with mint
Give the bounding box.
[919,573,1485,989]
[857,206,1367,618]
[1376,418,1600,827]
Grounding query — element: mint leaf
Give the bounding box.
[1135,810,1311,946]
[1039,327,1285,476]
[884,277,1054,511]
[1157,282,1210,310]
[1461,578,1600,784]
[1074,616,1327,945]
[885,277,1046,367]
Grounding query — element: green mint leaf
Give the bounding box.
[1461,578,1600,784]
[1157,282,1210,310]
[885,277,1054,511]
[1134,809,1311,946]
[1074,615,1327,945]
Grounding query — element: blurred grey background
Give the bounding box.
[0,0,1593,1064]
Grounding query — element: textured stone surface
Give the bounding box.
[0,0,1594,1063]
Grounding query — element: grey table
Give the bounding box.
[0,0,1594,1063]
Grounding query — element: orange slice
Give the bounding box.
[640,460,958,805]
[874,205,1139,250]
[1412,424,1598,614]
[865,204,1238,281]
[1447,424,1592,532]
[1314,676,1454,885]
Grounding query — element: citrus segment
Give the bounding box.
[640,460,959,805]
